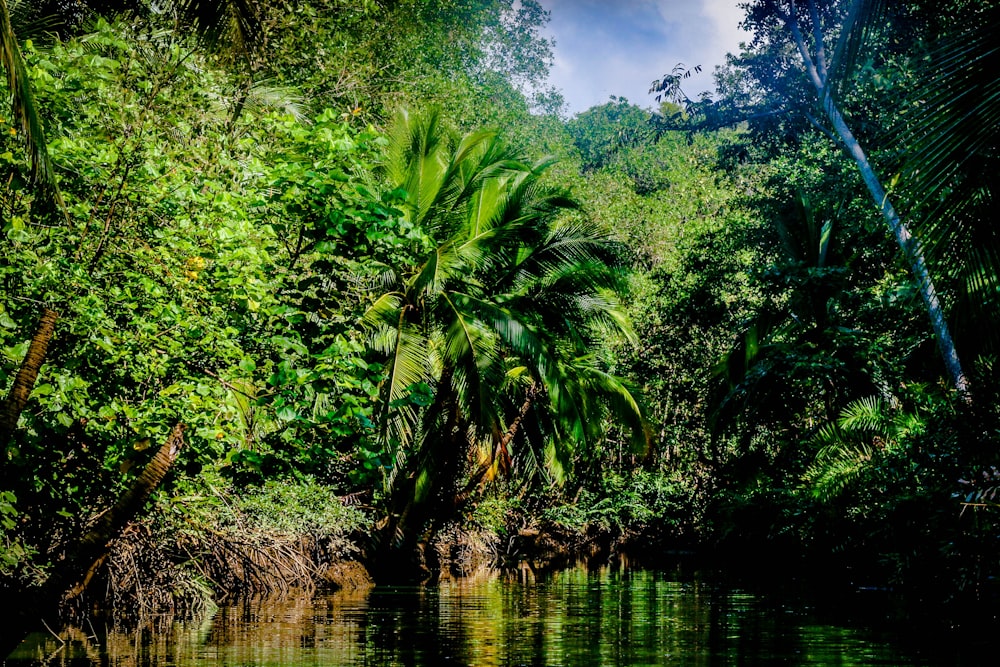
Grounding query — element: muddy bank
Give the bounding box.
[60,516,660,623]
[405,520,659,583]
[62,520,371,623]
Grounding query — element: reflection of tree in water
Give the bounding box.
[363,586,451,665]
[7,567,935,666]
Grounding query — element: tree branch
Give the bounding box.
[806,0,829,83]
[785,1,826,91]
[804,110,841,146]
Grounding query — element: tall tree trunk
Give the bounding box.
[785,0,970,397]
[0,307,58,446]
[822,102,969,395]
[1,424,185,659]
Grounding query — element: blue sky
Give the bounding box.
[538,0,750,114]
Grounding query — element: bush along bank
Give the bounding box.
[61,476,374,622]
[24,454,1000,629]
[44,467,707,623]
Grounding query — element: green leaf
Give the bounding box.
[276,405,298,421]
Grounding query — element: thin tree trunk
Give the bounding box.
[785,0,970,397]
[1,423,186,659]
[453,383,540,509]
[0,307,57,445]
[823,101,969,395]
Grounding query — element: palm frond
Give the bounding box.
[173,0,262,61]
[508,221,622,294]
[384,107,452,227]
[803,393,926,503]
[370,319,431,452]
[828,0,889,103]
[574,287,638,345]
[803,443,874,503]
[812,421,843,447]
[439,292,496,363]
[455,292,550,372]
[361,292,403,333]
[408,240,471,298]
[543,438,571,485]
[451,126,500,170]
[238,77,306,123]
[0,0,62,207]
[837,395,886,434]
[896,12,1000,352]
[904,40,1000,213]
[465,175,507,241]
[438,291,505,440]
[572,358,650,453]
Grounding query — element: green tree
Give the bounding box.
[717,0,978,397]
[365,109,645,578]
[0,18,386,648]
[565,97,656,173]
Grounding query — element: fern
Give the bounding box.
[804,443,873,503]
[803,395,923,503]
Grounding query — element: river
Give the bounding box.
[6,563,994,665]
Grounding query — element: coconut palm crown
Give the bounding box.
[364,109,646,552]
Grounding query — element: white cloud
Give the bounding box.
[651,0,751,102]
[540,0,750,114]
[700,0,752,60]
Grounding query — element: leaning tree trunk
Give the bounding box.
[0,307,58,446]
[453,382,541,510]
[822,101,969,396]
[784,0,970,397]
[1,424,186,659]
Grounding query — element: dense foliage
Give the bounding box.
[2,0,1000,644]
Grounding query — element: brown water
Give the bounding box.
[5,565,991,666]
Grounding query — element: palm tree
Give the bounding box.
[364,109,646,577]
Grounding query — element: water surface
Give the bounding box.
[7,564,991,666]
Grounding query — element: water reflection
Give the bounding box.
[6,564,980,666]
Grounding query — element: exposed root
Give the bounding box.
[66,488,372,622]
[192,530,322,598]
[430,523,500,579]
[101,523,212,618]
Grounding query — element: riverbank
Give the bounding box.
[50,483,657,622]
[14,467,999,636]
[48,478,372,622]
